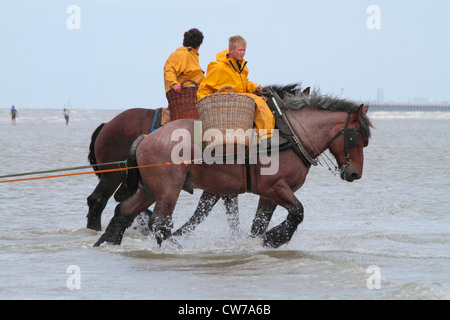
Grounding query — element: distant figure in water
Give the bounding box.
[10,105,18,125]
[63,108,70,125]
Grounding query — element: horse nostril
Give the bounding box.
[350,172,361,180]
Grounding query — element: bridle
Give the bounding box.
[326,111,363,172]
[265,87,365,176]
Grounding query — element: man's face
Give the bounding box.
[229,45,246,61]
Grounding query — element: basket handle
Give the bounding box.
[180,79,199,88]
[218,86,234,93]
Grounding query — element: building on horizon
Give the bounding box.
[377,88,384,102]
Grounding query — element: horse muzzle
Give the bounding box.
[339,163,361,182]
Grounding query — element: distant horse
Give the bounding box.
[94,88,372,248]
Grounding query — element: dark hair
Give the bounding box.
[183,28,204,48]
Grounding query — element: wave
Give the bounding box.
[0,109,124,124]
[370,111,450,120]
[3,109,450,125]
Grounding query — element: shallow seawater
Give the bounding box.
[0,109,449,299]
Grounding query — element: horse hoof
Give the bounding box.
[262,230,286,248]
[93,231,124,247]
[154,226,172,246]
[86,217,102,231]
[93,240,102,247]
[93,235,106,247]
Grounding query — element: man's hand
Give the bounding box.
[173,83,182,93]
[253,86,263,95]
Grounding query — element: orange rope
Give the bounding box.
[0,161,191,184]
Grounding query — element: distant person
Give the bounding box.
[10,105,18,125]
[63,108,70,125]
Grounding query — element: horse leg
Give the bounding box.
[250,196,277,237]
[222,195,240,235]
[86,176,122,231]
[148,194,181,246]
[172,191,221,236]
[94,188,155,246]
[263,200,304,248]
[114,181,135,202]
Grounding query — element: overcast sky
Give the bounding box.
[1,0,449,109]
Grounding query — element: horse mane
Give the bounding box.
[283,88,373,139]
[264,83,304,100]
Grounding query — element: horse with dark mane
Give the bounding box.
[86,108,156,231]
[86,84,302,233]
[94,86,372,248]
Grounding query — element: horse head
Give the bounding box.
[327,105,371,182]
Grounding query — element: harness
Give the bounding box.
[326,111,363,163]
[265,87,318,167]
[241,88,319,193]
[150,108,164,133]
[261,88,363,182]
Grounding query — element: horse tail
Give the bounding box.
[88,123,106,178]
[123,134,147,196]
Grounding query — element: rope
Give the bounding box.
[0,160,197,184]
[0,161,127,179]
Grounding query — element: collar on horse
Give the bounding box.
[265,87,318,167]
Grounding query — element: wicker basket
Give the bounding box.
[198,86,255,156]
[166,79,200,121]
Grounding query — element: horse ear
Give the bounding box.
[363,105,369,114]
[355,104,364,120]
[303,87,310,96]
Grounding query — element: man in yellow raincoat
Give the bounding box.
[197,35,275,141]
[164,28,205,93]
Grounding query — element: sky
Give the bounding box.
[1,0,449,109]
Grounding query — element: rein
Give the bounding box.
[266,88,318,167]
[327,111,363,163]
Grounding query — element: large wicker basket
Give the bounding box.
[166,79,200,121]
[198,86,255,156]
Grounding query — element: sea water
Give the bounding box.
[0,109,448,299]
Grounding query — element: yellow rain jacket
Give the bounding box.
[197,49,274,139]
[164,46,205,93]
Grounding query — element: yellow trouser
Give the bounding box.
[243,93,275,141]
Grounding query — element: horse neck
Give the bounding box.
[286,108,345,158]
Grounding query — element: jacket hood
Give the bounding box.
[216,49,229,62]
[216,49,247,73]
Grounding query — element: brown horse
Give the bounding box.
[86,85,303,232]
[95,87,372,248]
[86,108,240,233]
[87,108,155,231]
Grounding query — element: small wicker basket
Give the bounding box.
[198,86,255,156]
[166,79,200,121]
